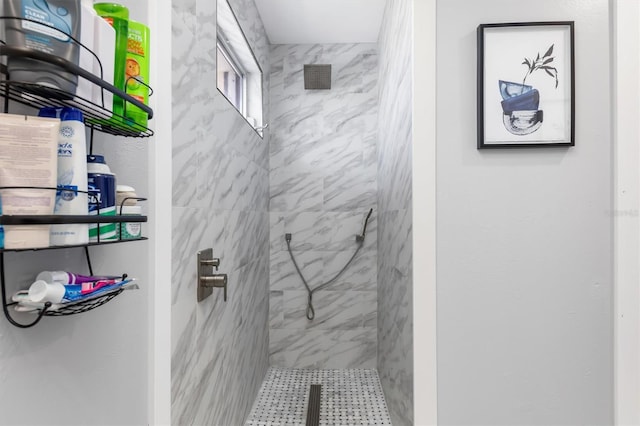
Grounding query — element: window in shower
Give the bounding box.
[217,37,245,113]
[216,0,264,137]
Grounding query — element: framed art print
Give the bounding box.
[477,21,575,148]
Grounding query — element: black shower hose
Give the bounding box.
[285,208,373,321]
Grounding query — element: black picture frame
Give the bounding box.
[477,21,575,149]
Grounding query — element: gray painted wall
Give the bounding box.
[268,43,379,369]
[170,0,271,424]
[436,0,613,424]
[377,0,414,425]
[0,2,150,424]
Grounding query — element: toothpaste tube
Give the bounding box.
[28,278,132,303]
[36,271,121,285]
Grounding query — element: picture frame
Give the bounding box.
[477,22,575,149]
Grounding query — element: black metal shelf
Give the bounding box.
[0,214,147,225]
[0,17,152,328]
[1,247,136,328]
[0,17,154,137]
[0,237,147,253]
[0,79,154,138]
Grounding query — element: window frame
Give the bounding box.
[216,34,247,115]
[216,0,264,138]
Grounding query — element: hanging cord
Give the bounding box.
[286,208,373,320]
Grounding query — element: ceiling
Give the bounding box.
[254,0,387,44]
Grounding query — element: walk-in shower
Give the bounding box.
[172,0,412,424]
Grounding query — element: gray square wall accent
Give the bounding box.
[304,64,332,89]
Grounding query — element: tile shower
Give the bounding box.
[171,0,414,425]
[269,43,379,369]
[171,0,271,424]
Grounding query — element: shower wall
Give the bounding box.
[268,43,379,368]
[377,1,414,425]
[171,0,271,424]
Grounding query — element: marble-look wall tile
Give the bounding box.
[377,1,414,425]
[269,328,377,369]
[270,250,324,291]
[270,249,376,293]
[269,43,378,369]
[269,290,284,328]
[172,5,199,208]
[172,0,270,424]
[279,290,376,330]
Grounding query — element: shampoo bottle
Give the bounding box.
[124,20,150,127]
[4,0,81,97]
[93,3,128,119]
[41,107,89,245]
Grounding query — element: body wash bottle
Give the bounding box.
[4,0,82,96]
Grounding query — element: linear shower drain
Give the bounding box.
[306,384,321,426]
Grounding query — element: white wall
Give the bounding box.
[436,1,613,424]
[147,0,172,423]
[613,0,640,424]
[412,0,437,424]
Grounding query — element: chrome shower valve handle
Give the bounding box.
[197,248,227,302]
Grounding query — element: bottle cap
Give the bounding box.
[87,155,106,164]
[38,107,59,118]
[116,185,135,193]
[35,271,70,284]
[60,107,84,122]
[116,185,137,206]
[28,280,66,303]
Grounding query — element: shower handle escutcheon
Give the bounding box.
[197,248,227,302]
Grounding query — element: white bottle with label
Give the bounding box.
[50,107,89,245]
[92,4,115,116]
[77,0,95,102]
[76,0,115,115]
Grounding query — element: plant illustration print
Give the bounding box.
[521,44,558,88]
[499,44,559,135]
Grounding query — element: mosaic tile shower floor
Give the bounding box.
[245,367,392,426]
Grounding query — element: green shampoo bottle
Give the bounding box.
[93,2,128,119]
[125,21,150,128]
